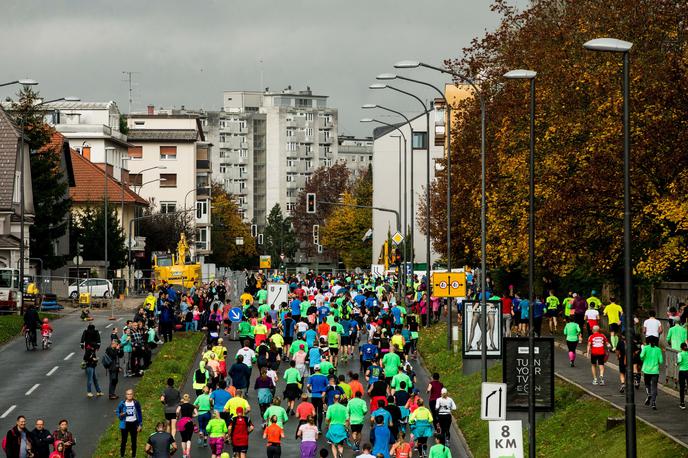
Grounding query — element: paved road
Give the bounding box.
[0,309,148,456]
[553,341,688,449]
[179,333,469,458]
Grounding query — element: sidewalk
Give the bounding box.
[552,341,688,448]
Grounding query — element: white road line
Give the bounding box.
[105,323,113,328]
[64,352,75,361]
[46,366,59,376]
[25,384,39,396]
[0,405,16,419]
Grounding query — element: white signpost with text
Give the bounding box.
[489,420,524,458]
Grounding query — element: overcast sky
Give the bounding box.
[1,0,525,136]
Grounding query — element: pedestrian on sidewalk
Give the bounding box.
[105,338,124,399]
[586,325,609,385]
[116,390,142,458]
[640,335,664,410]
[677,342,688,409]
[563,316,582,367]
[83,344,103,397]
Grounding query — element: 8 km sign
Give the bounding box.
[489,420,524,458]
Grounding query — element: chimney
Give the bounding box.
[147,105,154,115]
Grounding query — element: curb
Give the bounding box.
[553,340,680,398]
[555,372,688,449]
[416,352,474,458]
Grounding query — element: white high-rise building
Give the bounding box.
[203,87,338,230]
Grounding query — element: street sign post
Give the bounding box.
[228,307,243,323]
[134,270,143,280]
[391,231,404,246]
[481,382,507,421]
[488,420,524,458]
[502,337,555,411]
[432,272,466,297]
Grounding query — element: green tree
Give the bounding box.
[208,183,257,268]
[9,87,72,270]
[71,206,127,272]
[263,204,297,266]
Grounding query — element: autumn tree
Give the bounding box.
[208,183,256,268]
[292,163,351,259]
[420,0,688,291]
[321,168,373,269]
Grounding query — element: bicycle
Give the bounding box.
[41,332,52,350]
[24,327,37,351]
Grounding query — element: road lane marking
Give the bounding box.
[46,366,59,376]
[0,405,16,419]
[105,323,113,328]
[25,384,39,396]
[64,352,75,360]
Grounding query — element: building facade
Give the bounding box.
[336,135,373,179]
[126,110,212,259]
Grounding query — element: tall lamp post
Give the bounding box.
[17,94,80,313]
[360,117,408,297]
[504,68,537,458]
[362,105,411,295]
[378,72,456,348]
[584,37,635,458]
[395,59,489,380]
[370,82,432,326]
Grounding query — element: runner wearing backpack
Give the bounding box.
[227,406,254,458]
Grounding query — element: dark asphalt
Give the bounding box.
[0,309,150,456]
[179,332,470,458]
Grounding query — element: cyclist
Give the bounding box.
[40,317,53,348]
[23,304,41,348]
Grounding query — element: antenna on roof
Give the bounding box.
[122,71,140,114]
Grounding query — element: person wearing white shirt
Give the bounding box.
[435,388,457,441]
[643,310,662,339]
[236,345,255,368]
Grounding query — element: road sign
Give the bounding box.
[268,283,288,307]
[481,382,507,421]
[371,264,385,276]
[432,272,467,297]
[228,307,243,323]
[259,255,271,269]
[134,270,143,279]
[391,231,404,246]
[405,262,413,275]
[72,256,83,265]
[503,337,555,412]
[489,420,523,458]
[280,253,285,261]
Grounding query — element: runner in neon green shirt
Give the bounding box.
[562,293,574,317]
[546,290,561,333]
[382,349,402,377]
[563,316,581,367]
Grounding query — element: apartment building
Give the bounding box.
[336,135,373,179]
[126,109,213,259]
[201,87,338,230]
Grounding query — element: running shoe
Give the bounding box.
[592,378,598,385]
[599,377,606,386]
[619,384,625,393]
[87,392,94,398]
[651,403,657,410]
[644,396,651,406]
[680,403,686,410]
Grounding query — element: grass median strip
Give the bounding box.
[418,323,685,457]
[94,331,204,457]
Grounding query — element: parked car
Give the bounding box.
[68,278,113,300]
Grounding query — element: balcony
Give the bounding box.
[318,134,333,144]
[196,159,211,171]
[197,187,211,198]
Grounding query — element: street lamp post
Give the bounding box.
[370,82,433,325]
[584,37,635,458]
[395,59,489,380]
[361,117,408,297]
[379,72,456,348]
[504,68,537,458]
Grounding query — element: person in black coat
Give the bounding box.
[4,416,34,458]
[30,419,53,458]
[80,324,101,351]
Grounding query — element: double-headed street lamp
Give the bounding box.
[0,79,38,88]
[584,37,635,458]
[361,117,407,297]
[503,68,537,458]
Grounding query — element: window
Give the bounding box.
[219,149,228,158]
[286,129,295,137]
[240,149,248,158]
[196,201,208,219]
[160,202,176,214]
[287,159,295,167]
[239,120,246,129]
[305,160,313,168]
[287,142,298,151]
[305,144,312,154]
[239,181,246,191]
[219,164,228,174]
[196,227,208,250]
[305,112,314,121]
[305,128,313,137]
[220,133,228,142]
[239,166,246,177]
[129,173,143,187]
[412,132,428,149]
[237,196,246,205]
[160,173,177,187]
[160,146,177,160]
[369,155,373,160]
[322,146,330,154]
[296,98,311,108]
[128,145,143,159]
[286,174,295,182]
[286,202,295,211]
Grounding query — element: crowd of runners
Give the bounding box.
[4,271,457,458]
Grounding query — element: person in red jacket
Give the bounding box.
[49,440,65,458]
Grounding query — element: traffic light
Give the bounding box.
[257,233,264,245]
[76,242,83,255]
[394,248,402,266]
[317,244,323,254]
[251,224,257,237]
[306,193,316,214]
[312,224,319,245]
